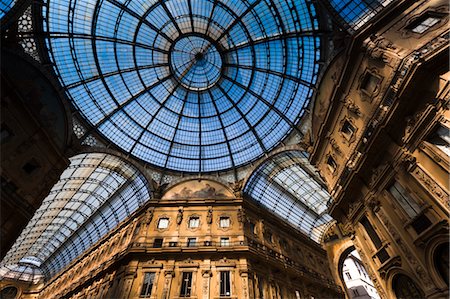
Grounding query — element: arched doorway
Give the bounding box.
[434,242,449,286]
[392,274,425,299]
[339,247,380,299]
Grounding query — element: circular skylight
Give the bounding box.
[43,0,321,172]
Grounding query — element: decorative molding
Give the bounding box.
[343,97,362,116]
[364,34,399,64]
[228,179,244,197]
[411,165,450,210]
[329,138,342,154]
[369,162,389,188]
[402,104,431,144]
[377,209,434,290]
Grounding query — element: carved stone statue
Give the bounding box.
[206,208,213,224]
[176,208,183,225]
[237,208,245,223]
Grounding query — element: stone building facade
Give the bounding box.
[310,0,449,298]
[3,180,342,299]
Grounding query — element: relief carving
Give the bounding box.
[237,208,246,223]
[150,179,168,198]
[411,166,450,209]
[176,208,183,225]
[377,209,434,290]
[206,208,213,224]
[144,209,153,225]
[364,34,398,64]
[402,105,430,143]
[228,179,244,197]
[344,98,362,116]
[369,162,388,188]
[329,138,342,154]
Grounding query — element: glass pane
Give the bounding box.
[42,0,322,172]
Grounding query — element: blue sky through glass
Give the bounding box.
[44,0,322,172]
[0,0,15,18]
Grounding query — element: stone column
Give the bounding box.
[240,270,249,299]
[162,270,174,299]
[201,270,211,299]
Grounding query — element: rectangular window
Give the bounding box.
[220,271,231,296]
[389,182,421,218]
[189,217,199,228]
[219,217,230,228]
[187,238,197,247]
[360,72,380,94]
[341,120,355,138]
[250,222,257,234]
[360,216,382,249]
[180,272,193,297]
[220,237,230,247]
[158,218,169,229]
[153,238,163,248]
[345,272,352,280]
[327,156,337,173]
[406,13,443,34]
[411,214,432,234]
[140,272,155,297]
[427,125,450,156]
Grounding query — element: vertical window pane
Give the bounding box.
[140,272,155,297]
[219,217,230,228]
[360,216,382,249]
[158,218,169,228]
[388,182,420,218]
[187,238,196,247]
[189,217,199,228]
[220,237,230,247]
[220,271,231,296]
[180,272,193,297]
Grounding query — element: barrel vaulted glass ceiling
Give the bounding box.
[244,151,333,242]
[0,153,151,281]
[328,0,395,30]
[43,0,322,172]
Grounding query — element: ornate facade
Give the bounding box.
[311,0,449,298]
[2,180,341,298]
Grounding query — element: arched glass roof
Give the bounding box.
[43,0,322,172]
[244,150,333,242]
[328,0,394,30]
[0,153,151,281]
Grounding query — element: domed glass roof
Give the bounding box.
[43,0,321,172]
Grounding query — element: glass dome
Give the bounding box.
[43,0,322,172]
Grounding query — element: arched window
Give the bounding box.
[0,286,18,299]
[434,243,449,286]
[392,274,425,299]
